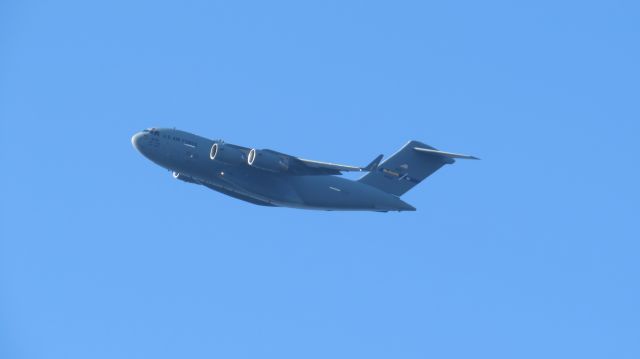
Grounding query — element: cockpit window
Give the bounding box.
[143,128,160,136]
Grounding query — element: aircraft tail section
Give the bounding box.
[358,140,478,196]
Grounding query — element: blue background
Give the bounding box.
[1,1,638,358]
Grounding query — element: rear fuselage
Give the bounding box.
[131,128,415,212]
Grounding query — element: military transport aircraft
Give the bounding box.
[131,128,478,212]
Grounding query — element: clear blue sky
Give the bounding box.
[1,1,638,358]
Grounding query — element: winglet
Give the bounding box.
[364,154,384,171]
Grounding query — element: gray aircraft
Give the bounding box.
[131,128,478,212]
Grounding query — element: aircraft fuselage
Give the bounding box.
[131,128,416,211]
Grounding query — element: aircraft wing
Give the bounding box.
[297,158,364,172]
[291,154,384,175]
[215,142,383,176]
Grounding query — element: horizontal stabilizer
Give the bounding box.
[413,147,480,160]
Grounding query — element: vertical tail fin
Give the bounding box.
[358,140,478,196]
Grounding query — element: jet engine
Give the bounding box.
[209,142,245,165]
[247,149,290,172]
[172,171,200,184]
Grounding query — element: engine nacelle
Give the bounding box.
[172,171,199,184]
[209,142,245,166]
[247,149,290,172]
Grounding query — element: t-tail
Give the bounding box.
[358,140,478,197]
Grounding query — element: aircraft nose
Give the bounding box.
[131,132,145,152]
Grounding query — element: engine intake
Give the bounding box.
[247,149,289,172]
[210,142,245,166]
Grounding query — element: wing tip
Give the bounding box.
[364,154,384,171]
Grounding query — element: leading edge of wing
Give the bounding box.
[296,158,362,172]
[297,154,383,173]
